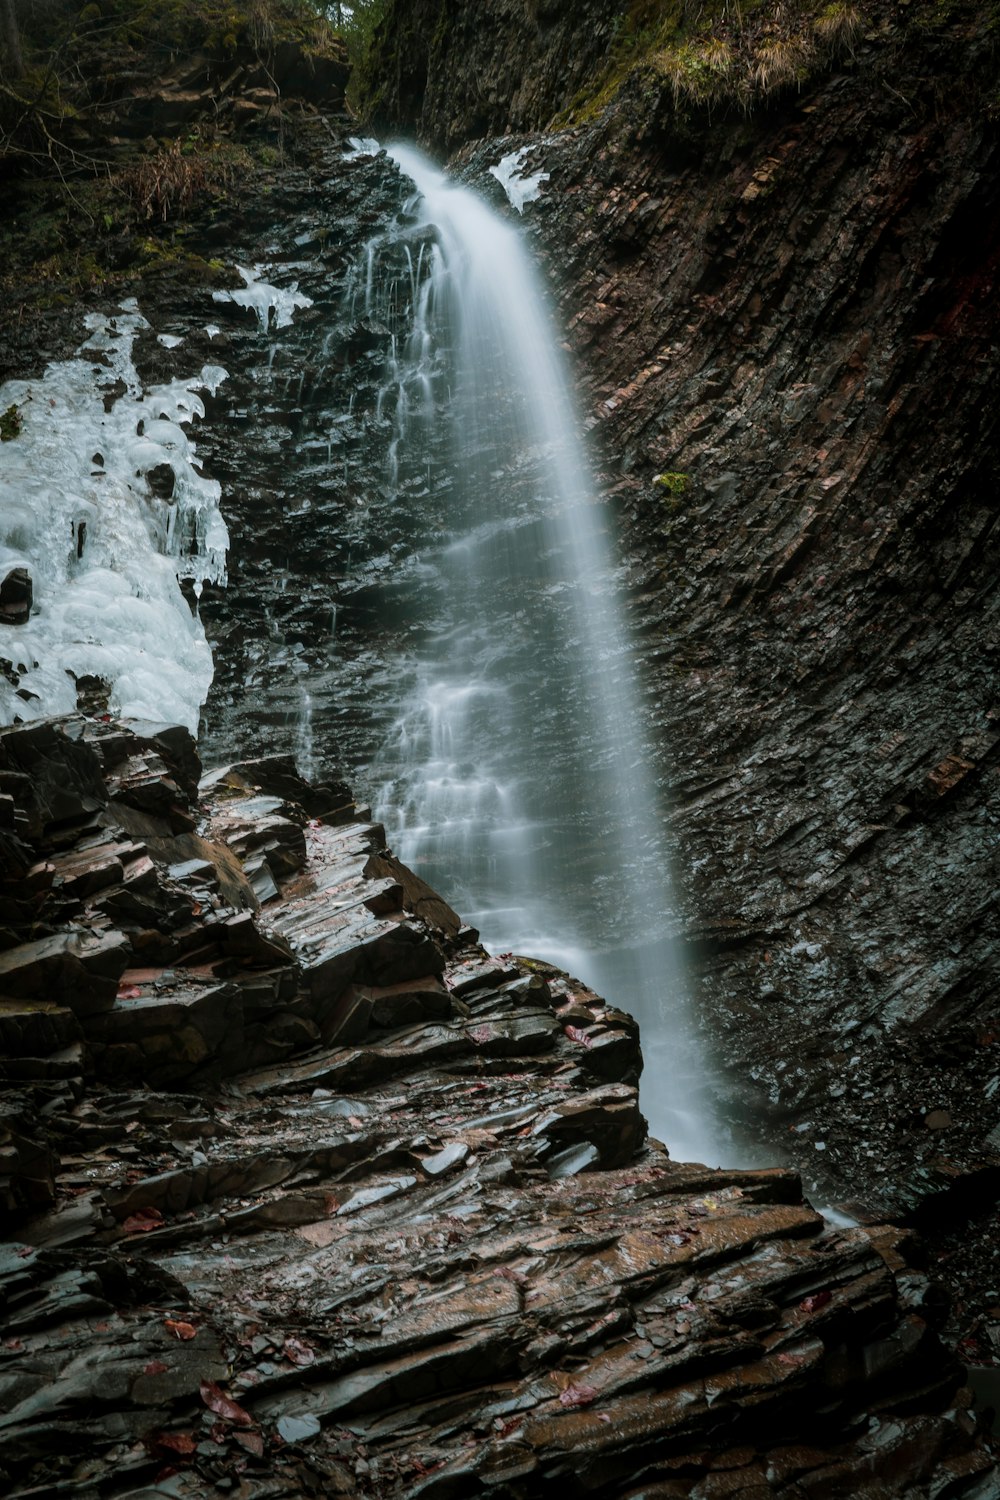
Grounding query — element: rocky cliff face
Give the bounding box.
[367,0,1000,1337]
[361,0,618,154]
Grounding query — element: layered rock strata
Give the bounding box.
[0,717,996,1496]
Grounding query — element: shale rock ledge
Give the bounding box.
[0,717,996,1497]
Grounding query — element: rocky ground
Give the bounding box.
[2,714,998,1497]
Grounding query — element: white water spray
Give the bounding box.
[356,145,745,1166]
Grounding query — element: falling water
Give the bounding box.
[360,145,739,1166]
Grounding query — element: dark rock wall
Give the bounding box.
[369,3,1000,1243]
[534,63,1000,1220]
[364,0,624,153]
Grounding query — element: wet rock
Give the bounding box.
[0,567,32,625]
[0,726,993,1495]
[85,980,243,1085]
[145,461,175,500]
[0,930,128,1017]
[0,1108,58,1216]
[0,719,107,838]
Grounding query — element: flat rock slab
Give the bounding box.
[85,981,242,1083]
[0,930,129,1016]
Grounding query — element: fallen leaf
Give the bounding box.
[558,1382,599,1408]
[492,1418,523,1438]
[493,1266,527,1284]
[564,1025,592,1047]
[123,1206,165,1234]
[411,1456,445,1474]
[799,1291,832,1314]
[164,1319,198,1340]
[117,985,143,1000]
[147,1430,197,1458]
[283,1337,316,1367]
[144,1360,170,1375]
[200,1379,254,1428]
[235,1430,265,1458]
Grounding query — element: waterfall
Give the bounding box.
[353,145,741,1166]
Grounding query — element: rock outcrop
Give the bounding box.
[1,716,996,1496]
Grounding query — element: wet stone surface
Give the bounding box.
[0,716,997,1495]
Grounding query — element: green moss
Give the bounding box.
[654,470,691,496]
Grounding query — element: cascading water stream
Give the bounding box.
[360,146,744,1166]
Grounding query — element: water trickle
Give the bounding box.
[295,684,317,783]
[354,145,741,1167]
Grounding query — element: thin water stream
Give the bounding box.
[356,146,743,1167]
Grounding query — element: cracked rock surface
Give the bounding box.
[1,717,997,1496]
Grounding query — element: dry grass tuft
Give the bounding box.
[814,2,863,53]
[751,33,816,94]
[120,139,240,222]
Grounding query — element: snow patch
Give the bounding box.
[489,147,549,214]
[0,305,229,733]
[213,265,313,332]
[343,136,382,160]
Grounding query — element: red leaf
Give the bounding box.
[558,1382,598,1408]
[147,1430,197,1458]
[164,1319,198,1340]
[200,1380,254,1428]
[235,1431,265,1458]
[283,1337,315,1367]
[144,1360,170,1375]
[799,1291,832,1314]
[564,1025,592,1047]
[123,1206,164,1234]
[117,985,143,999]
[492,1418,523,1438]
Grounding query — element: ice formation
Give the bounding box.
[343,137,382,160]
[212,265,313,332]
[0,301,229,734]
[489,147,549,214]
